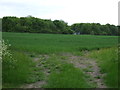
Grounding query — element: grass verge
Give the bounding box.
[88,47,118,88]
[2,50,35,88]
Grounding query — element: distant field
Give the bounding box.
[2,32,118,54]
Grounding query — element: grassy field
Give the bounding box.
[3,32,118,53]
[2,32,118,88]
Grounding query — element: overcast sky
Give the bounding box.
[0,0,119,25]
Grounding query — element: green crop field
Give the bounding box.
[2,32,119,88]
[2,32,118,53]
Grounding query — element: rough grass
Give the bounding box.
[40,54,91,88]
[2,32,118,54]
[2,50,35,88]
[88,47,118,88]
[44,64,91,88]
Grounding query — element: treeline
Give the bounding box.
[2,16,119,35]
[71,23,119,35]
[2,16,73,34]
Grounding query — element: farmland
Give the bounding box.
[2,32,118,53]
[2,32,118,88]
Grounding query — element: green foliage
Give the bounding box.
[2,16,119,35]
[71,23,118,36]
[2,16,73,34]
[89,47,118,88]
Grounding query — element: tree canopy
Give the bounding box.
[2,16,119,36]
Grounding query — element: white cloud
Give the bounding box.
[0,0,119,25]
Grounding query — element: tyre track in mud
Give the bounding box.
[21,53,107,88]
[64,53,107,88]
[21,54,49,88]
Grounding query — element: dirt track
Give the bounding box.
[21,53,107,88]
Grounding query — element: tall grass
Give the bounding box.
[89,47,118,88]
[2,50,35,88]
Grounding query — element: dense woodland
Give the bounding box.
[2,16,120,35]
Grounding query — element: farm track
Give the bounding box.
[22,52,106,88]
[21,55,49,88]
[63,53,107,88]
